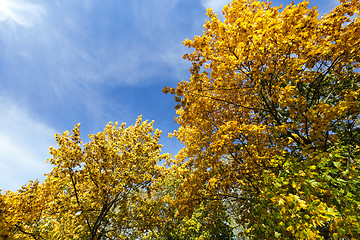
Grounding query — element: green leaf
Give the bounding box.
[333,161,341,168]
[301,229,307,238]
[308,179,319,187]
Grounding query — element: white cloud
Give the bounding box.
[0,0,45,28]
[0,0,187,88]
[0,97,55,191]
[200,0,230,13]
[0,0,199,152]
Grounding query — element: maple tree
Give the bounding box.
[165,0,360,239]
[1,117,170,239]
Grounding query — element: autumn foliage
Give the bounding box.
[167,0,360,238]
[2,0,360,239]
[1,118,170,239]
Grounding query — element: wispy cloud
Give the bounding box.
[0,0,196,129]
[200,0,230,13]
[0,0,191,97]
[0,0,45,28]
[0,97,55,191]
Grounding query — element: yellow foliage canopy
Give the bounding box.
[1,117,170,239]
[168,0,360,239]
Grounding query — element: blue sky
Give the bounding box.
[0,0,339,191]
